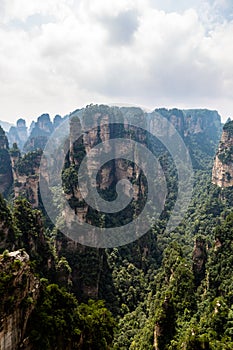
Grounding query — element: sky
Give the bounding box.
[0,0,233,125]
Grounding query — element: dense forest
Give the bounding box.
[0,105,233,349]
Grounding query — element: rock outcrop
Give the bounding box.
[0,250,40,350]
[43,105,223,300]
[0,195,15,253]
[11,149,42,208]
[23,114,65,152]
[3,105,223,303]
[212,120,233,187]
[23,114,54,152]
[183,109,221,137]
[0,127,13,196]
[154,108,222,140]
[8,119,28,150]
[192,237,207,286]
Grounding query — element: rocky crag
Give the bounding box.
[24,113,63,152]
[8,119,28,150]
[0,250,40,350]
[212,120,233,188]
[0,127,13,196]
[54,105,222,301]
[11,149,42,208]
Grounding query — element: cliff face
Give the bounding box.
[23,114,54,152]
[8,119,28,150]
[63,105,222,229]
[183,109,221,137]
[0,250,40,350]
[11,150,43,208]
[192,237,207,286]
[0,127,13,196]
[62,106,149,239]
[5,105,223,302]
[23,114,64,152]
[154,108,222,139]
[0,195,15,252]
[52,105,223,300]
[212,121,233,188]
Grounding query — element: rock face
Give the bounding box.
[4,105,223,302]
[44,105,223,300]
[11,149,43,208]
[154,108,222,139]
[192,237,207,286]
[212,120,233,187]
[182,109,221,137]
[62,106,150,235]
[62,105,222,230]
[0,195,15,252]
[0,127,13,195]
[24,114,54,152]
[0,250,40,350]
[23,114,65,152]
[8,119,28,150]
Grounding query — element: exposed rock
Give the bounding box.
[0,195,15,252]
[53,114,62,128]
[183,109,221,137]
[0,250,40,350]
[0,127,13,196]
[154,107,185,137]
[11,150,42,208]
[192,237,207,286]
[212,120,233,187]
[55,235,103,300]
[51,105,223,300]
[154,108,222,139]
[34,114,53,135]
[24,114,53,152]
[8,119,28,150]
[153,296,175,350]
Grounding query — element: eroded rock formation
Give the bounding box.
[0,250,40,350]
[8,119,28,150]
[212,120,233,187]
[0,127,13,195]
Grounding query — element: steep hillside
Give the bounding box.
[0,104,232,350]
[0,194,115,350]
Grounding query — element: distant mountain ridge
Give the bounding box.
[0,120,14,132]
[4,107,223,153]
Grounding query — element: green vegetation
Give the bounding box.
[16,149,42,176]
[0,106,232,349]
[0,194,15,250]
[223,120,233,134]
[29,283,115,350]
[218,146,233,164]
[9,142,21,157]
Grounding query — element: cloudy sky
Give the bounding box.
[0,0,233,124]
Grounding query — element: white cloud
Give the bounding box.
[0,0,233,124]
[2,0,74,22]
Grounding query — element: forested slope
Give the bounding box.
[0,106,232,349]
